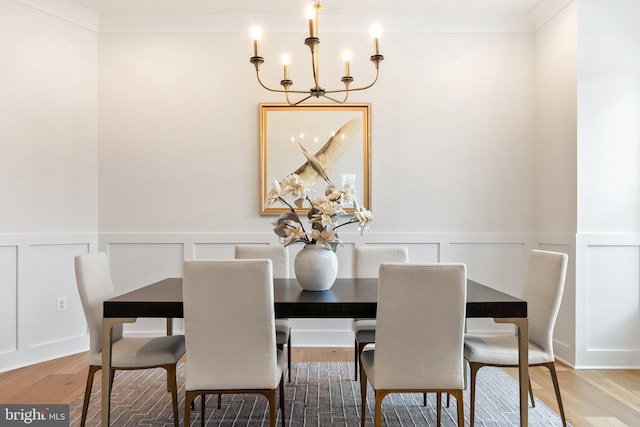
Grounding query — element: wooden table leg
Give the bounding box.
[166,318,173,336]
[495,317,529,427]
[101,317,135,426]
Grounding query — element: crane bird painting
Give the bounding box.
[260,104,370,214]
[292,118,362,185]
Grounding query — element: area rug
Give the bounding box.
[69,362,566,426]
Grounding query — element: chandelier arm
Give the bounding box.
[322,93,349,104]
[254,71,285,93]
[324,69,380,94]
[290,95,314,106]
[255,72,315,94]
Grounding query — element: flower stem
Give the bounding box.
[333,219,358,230]
[278,196,297,211]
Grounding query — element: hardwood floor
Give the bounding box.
[1,349,638,426]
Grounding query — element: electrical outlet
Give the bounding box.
[56,296,67,312]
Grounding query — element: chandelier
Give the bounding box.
[249,1,384,106]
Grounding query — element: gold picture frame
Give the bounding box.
[260,103,371,215]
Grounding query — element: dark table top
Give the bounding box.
[104,277,526,320]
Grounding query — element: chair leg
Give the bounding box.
[452,389,464,427]
[423,392,427,407]
[184,391,196,427]
[163,364,179,427]
[277,340,291,383]
[545,362,567,426]
[354,339,359,381]
[279,375,286,427]
[287,330,292,383]
[266,389,276,427]
[374,391,385,427]
[80,365,100,427]
[446,392,450,408]
[469,362,482,427]
[436,392,442,426]
[529,377,536,407]
[200,393,221,413]
[201,394,206,427]
[360,367,368,427]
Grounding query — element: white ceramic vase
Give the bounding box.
[294,244,338,291]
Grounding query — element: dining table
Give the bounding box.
[100,277,529,426]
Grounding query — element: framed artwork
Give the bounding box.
[259,103,370,215]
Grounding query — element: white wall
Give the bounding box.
[533,1,577,365]
[1,0,98,233]
[534,3,577,235]
[98,32,535,233]
[575,0,640,367]
[577,0,640,234]
[0,0,98,371]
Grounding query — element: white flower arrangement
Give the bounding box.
[264,172,373,249]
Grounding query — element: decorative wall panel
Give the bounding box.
[587,245,640,351]
[0,234,96,373]
[0,246,18,355]
[27,243,90,348]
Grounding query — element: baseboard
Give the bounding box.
[0,335,88,374]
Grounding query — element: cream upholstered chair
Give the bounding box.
[74,252,185,427]
[183,259,286,427]
[360,263,467,427]
[464,249,569,427]
[352,246,409,380]
[235,244,292,382]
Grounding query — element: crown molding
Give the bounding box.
[15,0,99,31]
[16,0,573,35]
[529,0,573,32]
[98,14,534,35]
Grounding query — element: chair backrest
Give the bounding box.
[522,249,568,355]
[354,246,409,278]
[235,244,289,279]
[183,259,279,391]
[372,263,467,390]
[74,252,122,357]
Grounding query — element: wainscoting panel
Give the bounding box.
[576,234,640,368]
[26,243,90,348]
[0,234,96,373]
[450,242,529,294]
[450,241,530,334]
[406,243,440,263]
[587,245,640,351]
[106,242,184,334]
[193,243,236,260]
[0,246,18,356]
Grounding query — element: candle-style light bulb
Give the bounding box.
[306,5,315,37]
[282,53,290,80]
[251,26,262,57]
[370,24,381,55]
[342,50,352,76]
